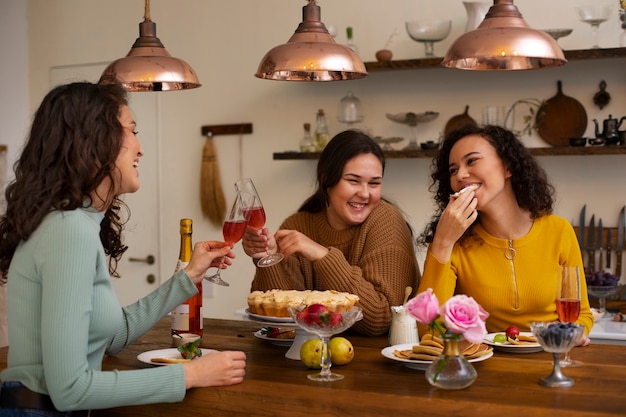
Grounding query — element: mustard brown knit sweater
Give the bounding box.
[251,200,421,336]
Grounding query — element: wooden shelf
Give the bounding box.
[273,146,626,160]
[364,47,626,72]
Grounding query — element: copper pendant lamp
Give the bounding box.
[442,0,566,70]
[100,0,201,91]
[255,0,367,81]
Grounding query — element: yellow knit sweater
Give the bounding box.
[418,215,593,335]
[251,200,421,336]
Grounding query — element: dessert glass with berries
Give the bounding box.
[289,304,363,381]
[585,268,622,318]
[530,322,584,388]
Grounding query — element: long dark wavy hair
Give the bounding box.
[299,130,386,213]
[0,81,130,283]
[419,124,555,245]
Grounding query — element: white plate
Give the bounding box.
[245,308,294,324]
[381,343,493,371]
[254,329,295,347]
[484,332,543,353]
[137,348,215,366]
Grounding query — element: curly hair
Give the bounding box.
[419,124,555,246]
[299,130,386,213]
[0,81,130,283]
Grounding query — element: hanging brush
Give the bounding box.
[200,123,253,226]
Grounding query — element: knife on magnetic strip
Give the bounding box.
[617,206,625,277]
[587,214,596,272]
[606,228,611,269]
[577,205,586,250]
[597,218,603,271]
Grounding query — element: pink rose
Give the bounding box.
[406,288,440,325]
[440,295,489,344]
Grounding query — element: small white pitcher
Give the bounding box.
[463,1,491,32]
[388,305,419,346]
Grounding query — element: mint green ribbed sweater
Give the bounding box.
[1,208,197,411]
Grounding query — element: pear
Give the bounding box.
[329,337,354,365]
[300,338,322,369]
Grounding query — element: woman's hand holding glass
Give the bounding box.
[183,241,234,283]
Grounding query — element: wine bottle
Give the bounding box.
[314,109,331,151]
[170,218,203,337]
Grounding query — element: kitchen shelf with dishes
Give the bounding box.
[274,47,626,161]
[363,47,626,72]
[273,146,626,160]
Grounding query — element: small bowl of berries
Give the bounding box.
[585,268,622,318]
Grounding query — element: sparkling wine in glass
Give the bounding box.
[235,178,284,267]
[204,194,247,286]
[556,266,583,367]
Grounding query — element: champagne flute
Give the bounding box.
[204,193,247,286]
[235,178,284,267]
[556,266,583,367]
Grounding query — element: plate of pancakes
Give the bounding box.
[381,334,493,371]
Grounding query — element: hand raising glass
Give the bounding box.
[204,193,247,286]
[235,178,284,267]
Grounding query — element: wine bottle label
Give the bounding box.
[171,304,191,331]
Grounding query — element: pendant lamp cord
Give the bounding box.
[144,0,151,21]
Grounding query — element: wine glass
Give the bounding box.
[530,322,584,388]
[235,178,284,267]
[405,19,452,57]
[555,266,583,367]
[289,305,363,382]
[204,193,247,286]
[577,5,612,49]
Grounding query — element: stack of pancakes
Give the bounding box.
[393,333,492,361]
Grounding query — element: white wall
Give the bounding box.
[0,0,29,346]
[19,0,626,320]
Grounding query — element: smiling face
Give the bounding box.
[448,134,511,211]
[325,153,383,230]
[114,105,143,195]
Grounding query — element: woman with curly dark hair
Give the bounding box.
[416,124,592,345]
[0,82,245,415]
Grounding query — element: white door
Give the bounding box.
[50,64,161,306]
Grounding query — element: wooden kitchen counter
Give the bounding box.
[1,317,625,416]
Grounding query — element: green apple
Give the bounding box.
[329,336,354,365]
[300,338,322,369]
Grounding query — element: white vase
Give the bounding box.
[463,1,491,32]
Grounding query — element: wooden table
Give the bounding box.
[1,318,625,416]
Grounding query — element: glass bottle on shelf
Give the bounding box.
[620,8,626,47]
[346,26,358,54]
[299,122,316,152]
[170,218,203,337]
[314,109,331,151]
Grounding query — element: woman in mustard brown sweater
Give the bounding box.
[242,131,421,336]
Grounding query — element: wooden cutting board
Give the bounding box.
[535,81,587,147]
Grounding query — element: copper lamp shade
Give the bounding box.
[442,0,566,70]
[255,1,367,81]
[100,0,200,91]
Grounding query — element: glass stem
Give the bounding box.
[591,24,599,48]
[319,336,332,377]
[598,296,606,312]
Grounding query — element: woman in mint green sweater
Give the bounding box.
[0,82,246,415]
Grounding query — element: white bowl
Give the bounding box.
[591,308,604,323]
[172,333,201,347]
[405,19,452,42]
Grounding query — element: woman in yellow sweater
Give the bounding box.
[417,125,592,345]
